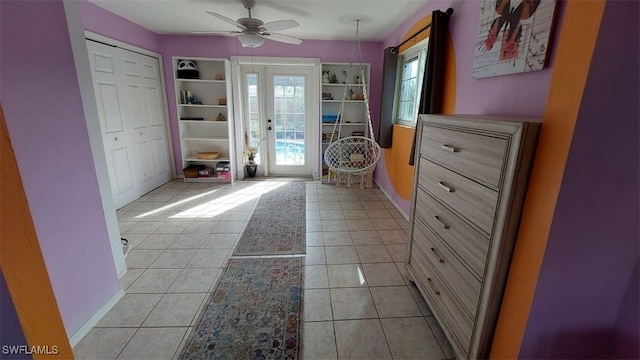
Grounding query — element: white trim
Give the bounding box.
[84,31,160,58]
[65,2,126,277]
[79,31,177,278]
[69,289,125,347]
[375,179,410,221]
[233,56,318,66]
[230,56,320,178]
[398,38,429,56]
[230,59,246,179]
[395,39,429,128]
[78,31,176,277]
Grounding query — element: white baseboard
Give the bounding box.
[374,180,410,221]
[69,288,125,347]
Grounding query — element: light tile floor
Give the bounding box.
[73,179,455,360]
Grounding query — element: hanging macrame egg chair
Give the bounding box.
[323,18,381,188]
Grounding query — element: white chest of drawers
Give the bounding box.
[406,114,540,359]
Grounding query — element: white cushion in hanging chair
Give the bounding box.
[324,136,381,175]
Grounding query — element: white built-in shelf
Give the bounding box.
[320,62,371,183]
[183,157,231,162]
[179,120,228,124]
[184,177,231,183]
[179,104,226,108]
[181,137,229,141]
[322,83,364,87]
[174,57,235,183]
[322,123,367,126]
[176,79,226,84]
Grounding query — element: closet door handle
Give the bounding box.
[434,215,449,229]
[440,144,457,152]
[437,181,453,192]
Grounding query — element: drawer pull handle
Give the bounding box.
[437,181,453,192]
[430,248,446,264]
[440,144,457,152]
[426,277,441,295]
[434,216,450,229]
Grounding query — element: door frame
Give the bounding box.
[231,56,320,179]
[73,30,175,279]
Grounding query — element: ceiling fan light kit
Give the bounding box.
[237,33,266,48]
[204,0,303,48]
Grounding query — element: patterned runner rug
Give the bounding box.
[179,257,304,359]
[233,181,306,256]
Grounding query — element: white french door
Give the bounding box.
[240,63,316,177]
[266,66,314,175]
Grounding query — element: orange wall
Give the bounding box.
[490,1,607,357]
[0,105,73,359]
[384,14,456,200]
[386,2,607,357]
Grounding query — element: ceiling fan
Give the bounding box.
[203,0,303,48]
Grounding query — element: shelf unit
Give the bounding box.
[320,62,370,182]
[173,57,235,182]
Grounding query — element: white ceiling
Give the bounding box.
[88,0,431,41]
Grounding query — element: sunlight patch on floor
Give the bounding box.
[170,180,290,219]
[134,189,220,219]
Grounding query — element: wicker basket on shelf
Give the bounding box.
[194,150,220,160]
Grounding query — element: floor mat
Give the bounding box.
[233,181,306,256]
[179,257,304,359]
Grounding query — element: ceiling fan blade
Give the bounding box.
[261,19,299,32]
[191,31,242,35]
[261,32,303,45]
[206,11,246,30]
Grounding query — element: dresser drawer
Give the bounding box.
[420,123,508,189]
[412,216,480,317]
[414,187,489,279]
[418,158,498,236]
[409,247,473,355]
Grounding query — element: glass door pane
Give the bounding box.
[246,73,262,165]
[272,75,305,166]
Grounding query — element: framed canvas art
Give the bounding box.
[472,0,557,79]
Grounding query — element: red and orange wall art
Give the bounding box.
[472,0,558,78]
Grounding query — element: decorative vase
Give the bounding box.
[245,164,257,177]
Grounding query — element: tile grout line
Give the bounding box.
[85,181,426,360]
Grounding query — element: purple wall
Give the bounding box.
[0,273,31,359]
[81,1,161,53]
[79,2,385,177]
[375,0,561,214]
[159,36,383,173]
[0,0,120,337]
[614,259,639,358]
[519,1,639,358]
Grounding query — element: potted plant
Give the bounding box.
[244,146,258,177]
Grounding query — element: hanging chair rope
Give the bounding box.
[324,19,381,188]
